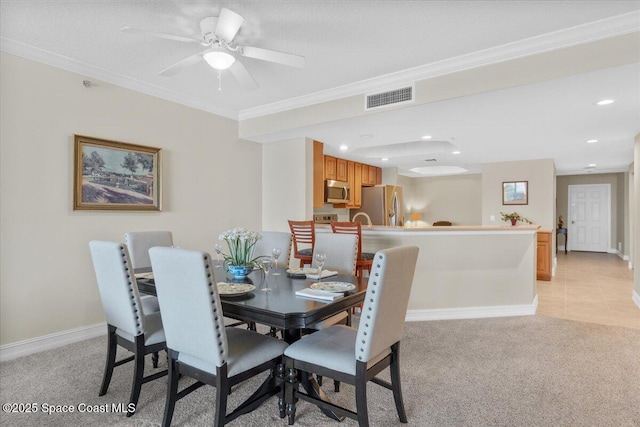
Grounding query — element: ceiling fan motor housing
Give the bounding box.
[200,17,219,44]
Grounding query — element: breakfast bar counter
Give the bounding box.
[316,225,540,320]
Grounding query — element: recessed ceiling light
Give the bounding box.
[339,144,348,151]
[381,158,388,161]
[421,135,432,140]
[452,151,461,155]
[360,134,373,139]
[588,163,596,167]
[586,139,598,143]
[596,99,614,106]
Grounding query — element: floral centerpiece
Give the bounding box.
[218,227,262,278]
[500,212,533,226]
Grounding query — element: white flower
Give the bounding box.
[218,228,262,266]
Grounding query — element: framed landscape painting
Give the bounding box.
[73,135,162,211]
[502,181,528,205]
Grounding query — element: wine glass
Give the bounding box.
[314,252,326,282]
[260,257,272,292]
[271,248,282,276]
[214,244,223,267]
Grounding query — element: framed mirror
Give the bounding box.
[502,181,528,205]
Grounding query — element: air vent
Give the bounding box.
[424,158,437,162]
[365,84,414,111]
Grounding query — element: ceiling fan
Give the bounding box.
[122,7,306,91]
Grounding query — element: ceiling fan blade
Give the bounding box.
[215,8,244,42]
[240,46,306,68]
[229,60,259,91]
[121,27,200,44]
[159,52,203,76]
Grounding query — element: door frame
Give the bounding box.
[567,183,611,253]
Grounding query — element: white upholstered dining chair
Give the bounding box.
[306,232,359,392]
[89,240,167,417]
[149,246,289,427]
[124,231,173,274]
[253,231,292,268]
[124,231,173,314]
[283,245,420,426]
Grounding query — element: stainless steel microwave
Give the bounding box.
[325,180,350,203]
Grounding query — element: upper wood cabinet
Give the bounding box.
[368,166,377,186]
[315,148,376,207]
[336,158,348,182]
[313,141,325,208]
[324,156,337,181]
[354,162,362,207]
[361,164,369,185]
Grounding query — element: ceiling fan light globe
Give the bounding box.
[203,51,236,70]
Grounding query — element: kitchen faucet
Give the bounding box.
[352,212,372,227]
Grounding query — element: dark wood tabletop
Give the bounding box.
[138,266,368,342]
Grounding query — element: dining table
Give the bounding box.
[137,265,368,421]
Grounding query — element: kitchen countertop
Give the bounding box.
[315,224,541,232]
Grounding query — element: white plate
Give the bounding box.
[286,267,319,275]
[217,282,256,297]
[309,282,356,293]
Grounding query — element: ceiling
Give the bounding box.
[2,1,639,176]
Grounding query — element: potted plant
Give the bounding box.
[218,227,262,278]
[500,212,533,226]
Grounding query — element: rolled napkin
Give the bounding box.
[295,287,344,301]
[305,270,338,280]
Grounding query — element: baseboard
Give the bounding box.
[615,250,629,261]
[406,295,538,322]
[608,248,618,255]
[0,322,106,362]
[633,291,640,310]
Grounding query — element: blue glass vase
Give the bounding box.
[227,265,252,279]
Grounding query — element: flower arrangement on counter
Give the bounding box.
[218,227,262,267]
[500,212,533,225]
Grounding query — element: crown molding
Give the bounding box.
[0,37,239,121]
[238,11,640,121]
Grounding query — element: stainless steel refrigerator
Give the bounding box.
[352,185,404,226]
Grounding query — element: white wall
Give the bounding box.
[261,137,310,231]
[482,159,556,230]
[634,135,639,297]
[400,174,482,226]
[0,53,262,345]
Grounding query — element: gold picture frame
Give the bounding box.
[502,181,528,205]
[73,135,162,211]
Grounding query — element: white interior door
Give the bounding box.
[568,184,610,252]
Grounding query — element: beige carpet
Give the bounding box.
[1,316,639,426]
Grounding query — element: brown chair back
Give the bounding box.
[330,221,363,260]
[433,221,452,226]
[288,220,315,266]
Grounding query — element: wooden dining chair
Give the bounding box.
[283,246,420,427]
[330,221,374,277]
[288,220,315,268]
[89,241,167,417]
[149,247,289,427]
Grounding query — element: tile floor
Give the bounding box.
[536,251,640,330]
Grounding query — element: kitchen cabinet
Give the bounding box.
[368,166,377,186]
[336,158,348,182]
[376,167,382,185]
[361,164,370,185]
[324,156,337,180]
[313,141,325,208]
[354,162,362,207]
[347,161,360,208]
[537,230,551,281]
